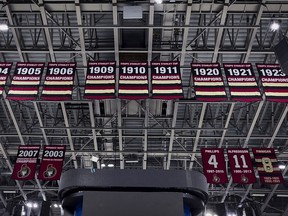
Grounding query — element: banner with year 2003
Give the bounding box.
[118,62,149,99]
[191,63,227,101]
[38,145,66,181]
[151,61,183,99]
[41,62,76,101]
[7,63,44,100]
[12,145,41,180]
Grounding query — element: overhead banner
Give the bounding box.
[41,62,76,101]
[84,61,116,100]
[119,62,149,99]
[223,63,262,102]
[256,64,288,103]
[201,148,228,184]
[7,63,44,100]
[0,63,12,95]
[227,148,256,184]
[12,145,40,180]
[252,148,284,184]
[38,146,66,180]
[191,63,227,101]
[151,61,183,99]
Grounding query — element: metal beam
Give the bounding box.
[112,0,119,62]
[33,102,49,145]
[166,102,179,170]
[143,100,149,169]
[117,99,125,169]
[189,103,207,169]
[60,102,78,169]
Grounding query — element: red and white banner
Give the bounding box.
[223,63,262,102]
[256,64,288,103]
[0,63,12,95]
[12,146,40,180]
[41,62,76,101]
[119,62,149,99]
[201,148,228,184]
[38,146,66,180]
[227,148,256,184]
[252,148,284,184]
[151,61,183,100]
[84,61,116,100]
[7,63,44,100]
[192,63,227,101]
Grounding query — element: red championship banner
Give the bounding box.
[256,64,288,103]
[41,62,76,101]
[0,63,12,95]
[84,61,116,99]
[227,148,256,184]
[201,148,228,184]
[252,148,284,184]
[12,146,40,180]
[38,146,66,180]
[119,62,149,99]
[151,61,183,99]
[191,63,227,101]
[223,63,262,102]
[7,63,44,100]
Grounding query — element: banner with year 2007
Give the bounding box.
[41,62,76,101]
[38,145,66,181]
[7,63,45,100]
[12,145,41,180]
[151,61,183,99]
[191,63,227,101]
[118,62,149,99]
[201,148,228,184]
[84,61,116,100]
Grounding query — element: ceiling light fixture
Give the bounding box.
[0,23,8,32]
[33,203,38,208]
[270,21,280,32]
[53,203,59,208]
[101,164,106,168]
[107,164,114,167]
[26,202,33,208]
[155,0,163,4]
[279,164,286,170]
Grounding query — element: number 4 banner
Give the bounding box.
[12,146,41,180]
[252,148,284,184]
[201,148,228,184]
[38,146,66,180]
[227,149,256,184]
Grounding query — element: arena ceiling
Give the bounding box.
[0,0,288,215]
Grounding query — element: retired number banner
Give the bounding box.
[256,64,288,103]
[41,62,76,101]
[201,148,228,184]
[0,63,12,95]
[38,146,66,180]
[192,63,227,101]
[227,148,256,184]
[223,63,261,102]
[119,62,149,99]
[252,148,284,184]
[84,61,116,100]
[12,146,40,180]
[151,61,183,99]
[7,63,44,100]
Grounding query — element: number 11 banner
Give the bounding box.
[38,146,66,181]
[252,148,284,184]
[227,149,256,184]
[201,148,228,184]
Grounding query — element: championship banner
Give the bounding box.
[256,64,288,103]
[0,63,12,95]
[191,63,227,101]
[223,63,262,102]
[252,148,284,184]
[201,148,228,184]
[41,62,76,101]
[151,61,183,99]
[7,63,44,100]
[227,148,256,184]
[84,61,116,99]
[11,146,40,180]
[38,146,66,180]
[119,62,149,99]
